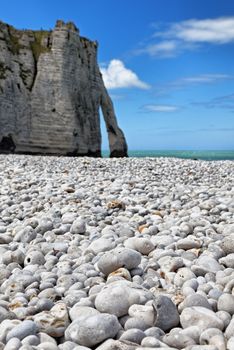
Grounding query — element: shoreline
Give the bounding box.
[102,150,234,161]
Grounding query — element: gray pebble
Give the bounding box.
[65,313,120,347]
[69,305,99,322]
[97,248,141,275]
[95,280,152,317]
[178,293,212,312]
[24,251,45,266]
[141,336,162,347]
[217,293,234,315]
[180,306,224,331]
[200,328,226,350]
[163,332,196,348]
[153,295,180,331]
[21,335,40,346]
[70,219,86,235]
[124,317,149,331]
[144,326,165,339]
[6,320,37,342]
[119,328,145,344]
[5,338,21,350]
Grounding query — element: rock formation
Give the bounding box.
[0,20,128,157]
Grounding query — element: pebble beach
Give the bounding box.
[0,154,234,350]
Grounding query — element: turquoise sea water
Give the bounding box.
[102,150,234,160]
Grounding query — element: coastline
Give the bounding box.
[102,150,234,161]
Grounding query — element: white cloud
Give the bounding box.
[139,41,178,57]
[139,17,234,58]
[100,59,150,89]
[109,94,124,100]
[154,73,233,96]
[142,104,180,112]
[171,17,234,44]
[181,74,231,83]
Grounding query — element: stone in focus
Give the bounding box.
[65,313,121,347]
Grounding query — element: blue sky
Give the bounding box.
[1,0,234,150]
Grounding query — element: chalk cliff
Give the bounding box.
[0,20,128,157]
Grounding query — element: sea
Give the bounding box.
[102,150,234,161]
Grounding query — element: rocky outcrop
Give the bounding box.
[0,20,128,157]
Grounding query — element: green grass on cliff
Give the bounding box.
[6,25,51,61]
[30,31,51,62]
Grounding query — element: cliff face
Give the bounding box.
[0,20,128,157]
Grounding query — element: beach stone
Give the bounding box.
[200,328,226,350]
[128,304,156,326]
[217,293,234,315]
[176,236,201,250]
[88,238,114,254]
[186,346,219,350]
[94,280,152,317]
[225,317,234,339]
[0,305,15,322]
[58,341,87,350]
[6,320,37,342]
[220,235,234,255]
[95,339,137,350]
[37,289,60,303]
[141,336,162,347]
[38,332,58,345]
[178,293,212,312]
[174,268,196,287]
[24,251,45,266]
[158,256,184,273]
[70,219,86,234]
[97,248,141,275]
[2,250,25,266]
[65,313,120,347]
[124,317,149,331]
[108,268,131,281]
[180,306,224,331]
[13,226,36,243]
[192,256,222,276]
[0,319,21,343]
[124,237,154,255]
[153,295,180,331]
[220,254,234,268]
[163,332,196,348]
[37,217,54,234]
[227,337,234,350]
[208,288,223,301]
[0,235,12,244]
[119,329,145,344]
[37,298,54,312]
[216,310,232,329]
[4,338,21,350]
[180,326,200,343]
[33,302,69,337]
[21,335,40,346]
[37,342,59,350]
[61,183,75,193]
[137,347,178,350]
[62,212,77,224]
[144,326,165,339]
[69,305,99,322]
[222,224,234,237]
